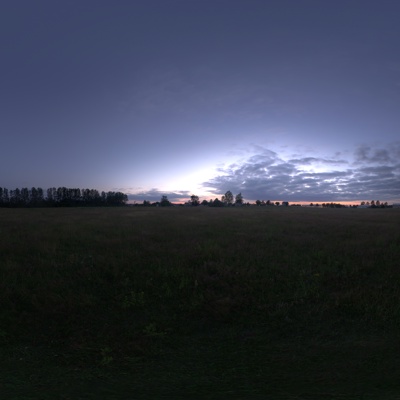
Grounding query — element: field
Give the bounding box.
[1,206,400,399]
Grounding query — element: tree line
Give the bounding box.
[140,191,393,208]
[139,191,289,207]
[0,187,128,207]
[142,191,246,207]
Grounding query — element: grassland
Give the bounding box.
[1,206,400,399]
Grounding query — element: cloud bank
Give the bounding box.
[202,143,400,202]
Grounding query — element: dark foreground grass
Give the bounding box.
[1,206,400,399]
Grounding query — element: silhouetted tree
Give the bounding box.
[190,194,200,206]
[235,193,243,205]
[10,188,22,206]
[160,195,171,206]
[211,198,224,207]
[222,191,233,205]
[21,188,29,204]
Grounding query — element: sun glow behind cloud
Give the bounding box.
[167,164,222,199]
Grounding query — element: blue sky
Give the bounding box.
[2,0,400,203]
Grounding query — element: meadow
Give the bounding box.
[1,206,400,399]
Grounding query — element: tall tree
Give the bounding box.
[222,190,233,205]
[235,192,243,205]
[21,188,29,205]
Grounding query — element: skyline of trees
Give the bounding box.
[0,186,128,207]
[0,186,394,209]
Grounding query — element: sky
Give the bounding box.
[2,0,400,204]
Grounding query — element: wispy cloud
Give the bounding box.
[122,67,298,122]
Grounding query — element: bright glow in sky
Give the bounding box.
[1,1,400,203]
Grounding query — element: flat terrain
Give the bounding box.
[1,206,400,399]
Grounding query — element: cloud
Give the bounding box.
[202,143,400,202]
[123,67,297,123]
[125,188,191,203]
[289,157,348,166]
[354,143,400,164]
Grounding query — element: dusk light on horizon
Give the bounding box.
[2,1,400,204]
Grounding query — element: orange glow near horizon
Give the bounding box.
[162,197,393,206]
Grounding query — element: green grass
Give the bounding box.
[1,206,400,398]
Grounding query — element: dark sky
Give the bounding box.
[2,0,400,203]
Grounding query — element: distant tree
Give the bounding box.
[201,199,209,206]
[360,201,365,206]
[266,200,271,206]
[10,188,22,206]
[46,188,54,204]
[255,199,261,206]
[143,200,151,206]
[106,191,128,206]
[310,203,314,207]
[160,195,171,206]
[37,187,44,204]
[211,198,224,207]
[29,187,43,206]
[21,188,29,205]
[190,194,200,206]
[275,201,280,206]
[235,192,243,205]
[222,191,234,205]
[4,188,9,204]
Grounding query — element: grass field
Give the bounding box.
[1,206,400,399]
